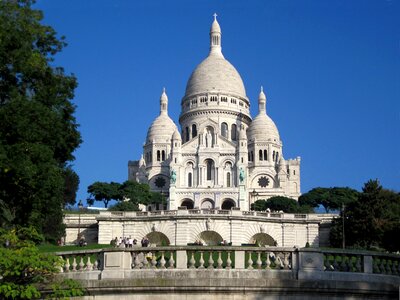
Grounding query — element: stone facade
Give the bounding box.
[128,16,301,211]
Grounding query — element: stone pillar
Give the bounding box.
[176,250,187,269]
[100,250,132,279]
[238,185,248,211]
[168,185,177,210]
[235,250,245,269]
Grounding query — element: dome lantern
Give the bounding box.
[210,13,223,57]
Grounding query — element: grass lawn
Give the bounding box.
[38,243,112,253]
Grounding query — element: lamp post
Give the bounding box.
[342,203,345,249]
[77,200,83,241]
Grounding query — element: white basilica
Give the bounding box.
[128,15,301,212]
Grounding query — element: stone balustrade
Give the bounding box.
[56,246,400,278]
[97,209,336,221]
[54,246,400,299]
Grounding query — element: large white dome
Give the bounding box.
[184,54,247,99]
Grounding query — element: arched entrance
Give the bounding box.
[221,199,235,210]
[181,199,194,209]
[201,198,215,209]
[249,233,276,246]
[146,232,170,246]
[198,231,223,246]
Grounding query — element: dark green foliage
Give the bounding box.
[0,226,84,299]
[0,0,81,241]
[63,165,80,206]
[299,187,359,212]
[87,181,122,208]
[330,179,400,251]
[251,196,312,213]
[109,201,139,211]
[87,180,165,209]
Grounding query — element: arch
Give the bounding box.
[201,198,214,209]
[192,124,197,138]
[259,150,263,161]
[205,159,215,181]
[221,199,235,210]
[188,172,192,187]
[197,231,223,246]
[146,231,170,246]
[226,172,231,187]
[221,122,228,138]
[181,199,194,209]
[249,233,276,246]
[157,150,161,161]
[185,127,190,142]
[161,150,165,161]
[263,149,267,161]
[231,124,237,141]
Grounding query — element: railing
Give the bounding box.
[55,246,400,279]
[97,210,338,220]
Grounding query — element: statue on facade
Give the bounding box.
[239,167,245,184]
[170,169,177,184]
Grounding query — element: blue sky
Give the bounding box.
[36,0,400,207]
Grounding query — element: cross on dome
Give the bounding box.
[213,13,217,20]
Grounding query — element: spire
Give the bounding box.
[209,13,223,57]
[160,87,168,115]
[258,86,266,114]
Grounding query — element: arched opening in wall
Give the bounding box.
[181,199,194,209]
[146,232,170,246]
[259,150,263,161]
[185,127,190,142]
[231,124,237,141]
[188,172,192,187]
[249,233,276,246]
[221,122,228,138]
[161,150,165,161]
[226,172,231,187]
[201,198,215,209]
[157,150,161,161]
[192,124,197,138]
[205,159,215,181]
[198,231,223,246]
[263,150,267,161]
[221,199,235,210]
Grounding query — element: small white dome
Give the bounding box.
[146,114,177,143]
[247,113,280,142]
[172,129,182,140]
[211,19,221,33]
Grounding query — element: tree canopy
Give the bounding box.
[299,187,359,213]
[330,179,400,251]
[88,180,164,210]
[0,0,81,241]
[251,196,313,213]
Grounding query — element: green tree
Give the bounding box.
[330,179,400,251]
[251,196,312,213]
[87,181,122,208]
[63,165,80,207]
[0,0,81,241]
[299,187,359,213]
[0,226,84,299]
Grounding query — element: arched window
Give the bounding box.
[259,150,263,161]
[221,123,228,138]
[251,151,254,162]
[149,152,152,162]
[188,172,192,187]
[226,172,231,187]
[192,124,197,138]
[275,152,279,162]
[273,151,276,161]
[185,127,190,142]
[157,150,161,161]
[248,153,251,161]
[206,159,214,181]
[263,150,267,161]
[231,124,237,141]
[161,150,165,161]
